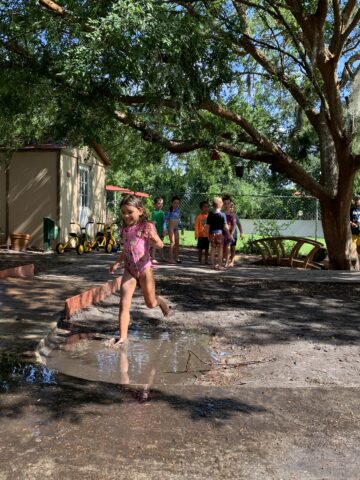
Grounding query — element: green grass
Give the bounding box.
[164,230,326,255]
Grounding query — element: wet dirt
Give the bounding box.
[40,329,212,386]
[59,273,360,389]
[1,249,360,479]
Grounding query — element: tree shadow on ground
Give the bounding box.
[155,273,360,347]
[0,365,267,426]
[68,273,360,348]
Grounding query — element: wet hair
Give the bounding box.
[120,194,149,224]
[153,196,163,204]
[169,196,180,212]
[199,200,209,209]
[212,196,223,209]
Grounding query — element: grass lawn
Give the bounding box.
[164,230,326,255]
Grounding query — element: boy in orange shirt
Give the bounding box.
[194,201,210,264]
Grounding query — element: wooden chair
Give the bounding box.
[250,236,326,269]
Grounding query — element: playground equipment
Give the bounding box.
[93,222,108,252]
[105,222,120,253]
[77,221,96,255]
[56,222,81,254]
[77,221,117,254]
[57,220,120,255]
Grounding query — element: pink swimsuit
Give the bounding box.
[120,222,154,279]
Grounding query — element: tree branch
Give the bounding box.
[114,110,208,154]
[175,1,322,135]
[329,0,341,55]
[38,0,67,16]
[198,100,329,201]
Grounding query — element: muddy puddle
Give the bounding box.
[39,328,214,386]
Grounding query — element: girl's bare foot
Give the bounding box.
[157,296,171,317]
[105,337,128,348]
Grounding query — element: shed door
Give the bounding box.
[79,165,90,227]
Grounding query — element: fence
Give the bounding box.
[107,192,323,239]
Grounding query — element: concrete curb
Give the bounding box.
[65,276,122,319]
[0,263,35,279]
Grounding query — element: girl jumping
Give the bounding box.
[107,195,170,347]
[164,196,183,264]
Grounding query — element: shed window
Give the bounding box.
[79,165,90,226]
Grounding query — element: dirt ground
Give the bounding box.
[61,270,360,390]
[1,249,360,479]
[1,248,359,389]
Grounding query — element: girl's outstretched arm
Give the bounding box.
[109,253,124,274]
[236,215,244,239]
[146,223,164,249]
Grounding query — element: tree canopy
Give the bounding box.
[1,0,360,267]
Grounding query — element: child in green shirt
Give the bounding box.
[151,196,165,262]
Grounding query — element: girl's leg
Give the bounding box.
[159,244,165,261]
[107,270,137,348]
[198,248,202,263]
[174,231,180,261]
[224,244,230,267]
[229,245,236,267]
[205,248,209,264]
[210,243,216,269]
[218,244,224,270]
[168,229,175,263]
[139,268,170,316]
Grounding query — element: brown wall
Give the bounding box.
[91,156,107,226]
[59,147,107,242]
[0,165,6,238]
[8,151,58,249]
[59,149,78,242]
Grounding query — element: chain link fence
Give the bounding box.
[148,192,320,227]
[107,191,322,239]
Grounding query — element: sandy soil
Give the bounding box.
[1,250,360,479]
[61,269,360,389]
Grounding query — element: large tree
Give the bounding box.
[1,0,360,268]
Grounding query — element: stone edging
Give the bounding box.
[65,276,122,319]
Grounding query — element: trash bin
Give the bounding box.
[10,233,31,251]
[43,217,59,251]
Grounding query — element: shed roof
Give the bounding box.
[106,185,150,198]
[12,142,111,166]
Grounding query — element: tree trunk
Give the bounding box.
[320,196,353,270]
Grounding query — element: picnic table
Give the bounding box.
[251,236,326,270]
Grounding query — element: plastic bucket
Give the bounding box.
[10,233,31,252]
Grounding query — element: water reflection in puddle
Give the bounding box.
[0,356,56,391]
[42,328,212,386]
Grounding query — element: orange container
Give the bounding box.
[10,233,31,251]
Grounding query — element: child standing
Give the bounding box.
[206,196,231,270]
[222,194,236,268]
[164,196,183,264]
[151,196,165,263]
[229,201,244,267]
[108,195,170,347]
[194,201,210,264]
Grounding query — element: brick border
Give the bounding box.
[65,276,122,319]
[0,264,35,279]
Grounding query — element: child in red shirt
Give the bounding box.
[194,201,210,264]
